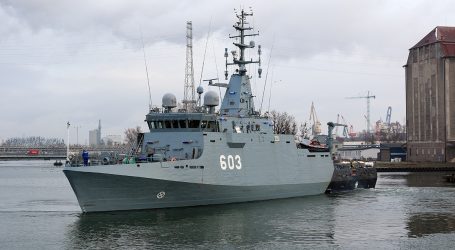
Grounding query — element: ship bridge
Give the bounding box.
[145,112,220,132]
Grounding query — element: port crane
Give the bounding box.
[309,102,322,136]
[335,114,352,138]
[346,91,376,134]
[386,106,392,128]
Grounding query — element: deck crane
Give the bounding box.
[309,102,322,136]
[346,91,376,134]
[327,122,347,153]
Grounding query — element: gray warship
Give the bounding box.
[63,10,334,213]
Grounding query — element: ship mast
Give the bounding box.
[220,9,262,117]
[224,9,262,79]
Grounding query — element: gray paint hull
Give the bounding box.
[64,133,334,212]
[64,170,329,212]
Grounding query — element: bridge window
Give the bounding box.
[164,120,172,128]
[172,120,179,128]
[154,121,163,129]
[189,120,200,128]
[179,120,187,128]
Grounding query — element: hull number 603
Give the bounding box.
[219,155,242,170]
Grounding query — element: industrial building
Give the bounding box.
[337,145,379,161]
[378,143,407,162]
[405,26,455,162]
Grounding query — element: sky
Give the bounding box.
[0,0,454,144]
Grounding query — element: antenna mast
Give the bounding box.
[183,21,196,111]
[224,9,262,79]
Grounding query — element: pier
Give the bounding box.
[376,162,455,172]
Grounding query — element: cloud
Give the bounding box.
[1,0,455,142]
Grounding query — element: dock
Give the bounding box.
[376,162,455,172]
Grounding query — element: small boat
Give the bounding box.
[298,139,329,152]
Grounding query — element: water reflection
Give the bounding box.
[379,172,455,188]
[61,172,455,248]
[65,196,336,249]
[407,213,455,237]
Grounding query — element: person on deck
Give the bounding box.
[82,150,89,166]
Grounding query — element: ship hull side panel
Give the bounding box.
[64,170,328,212]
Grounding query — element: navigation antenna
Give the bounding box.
[140,32,152,111]
[224,9,262,80]
[183,21,196,112]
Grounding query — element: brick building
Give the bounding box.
[405,26,455,162]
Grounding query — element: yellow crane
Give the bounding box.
[309,102,322,136]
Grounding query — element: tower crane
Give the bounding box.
[346,91,376,134]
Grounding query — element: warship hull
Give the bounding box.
[64,132,334,212]
[64,170,329,212]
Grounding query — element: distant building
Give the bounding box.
[337,145,379,161]
[405,26,455,162]
[89,120,102,146]
[103,135,122,146]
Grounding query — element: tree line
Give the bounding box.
[2,137,65,147]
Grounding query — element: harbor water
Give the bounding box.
[1,161,455,249]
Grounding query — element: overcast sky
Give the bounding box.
[1,0,453,144]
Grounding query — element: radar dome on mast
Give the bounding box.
[197,86,204,95]
[196,86,204,107]
[162,93,177,112]
[204,91,219,114]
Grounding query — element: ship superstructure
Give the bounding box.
[63,9,334,213]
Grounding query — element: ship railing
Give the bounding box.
[66,154,196,167]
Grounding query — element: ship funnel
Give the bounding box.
[162,93,177,112]
[204,91,219,114]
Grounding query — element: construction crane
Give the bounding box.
[346,91,376,134]
[309,102,322,136]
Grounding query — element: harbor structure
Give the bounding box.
[405,26,455,162]
[337,145,379,161]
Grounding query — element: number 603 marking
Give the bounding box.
[220,155,242,170]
